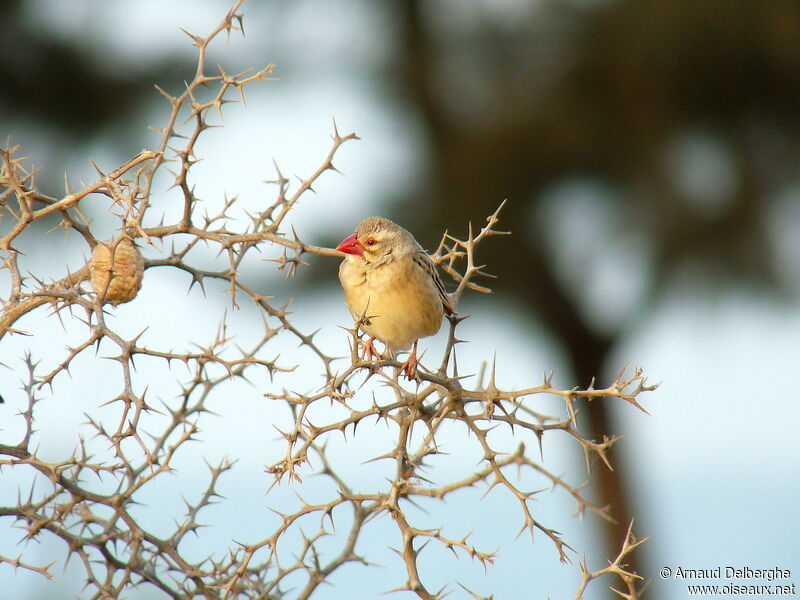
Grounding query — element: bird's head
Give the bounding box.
[336,217,416,263]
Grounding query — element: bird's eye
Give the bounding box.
[365,238,377,246]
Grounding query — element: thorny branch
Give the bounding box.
[0,2,655,599]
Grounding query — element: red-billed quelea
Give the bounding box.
[337,217,454,379]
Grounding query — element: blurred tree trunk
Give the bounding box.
[391,4,800,594]
[393,0,645,590]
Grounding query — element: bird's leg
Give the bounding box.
[360,336,382,362]
[400,341,420,380]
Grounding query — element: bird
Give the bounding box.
[337,217,454,379]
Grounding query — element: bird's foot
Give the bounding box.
[399,342,420,380]
[360,336,382,362]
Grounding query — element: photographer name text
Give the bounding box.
[671,567,791,581]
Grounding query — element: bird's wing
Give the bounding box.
[413,251,455,315]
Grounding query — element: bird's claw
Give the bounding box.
[359,336,382,362]
[399,342,420,381]
[357,336,421,381]
[400,356,419,380]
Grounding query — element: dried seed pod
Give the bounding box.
[89,237,144,304]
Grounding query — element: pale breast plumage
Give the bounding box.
[339,252,444,352]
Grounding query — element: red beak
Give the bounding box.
[336,233,365,256]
